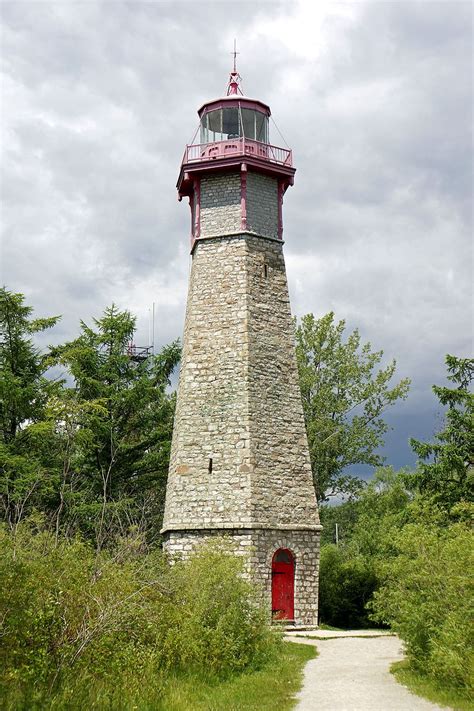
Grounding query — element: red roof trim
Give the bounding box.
[198,97,271,118]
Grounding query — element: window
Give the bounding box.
[242,108,255,139]
[256,112,267,142]
[223,108,239,138]
[200,107,269,144]
[207,110,222,141]
[274,549,292,563]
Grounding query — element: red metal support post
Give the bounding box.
[194,177,201,241]
[240,163,247,231]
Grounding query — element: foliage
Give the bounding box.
[410,354,474,510]
[318,544,378,629]
[158,540,278,676]
[0,287,60,442]
[49,305,180,546]
[348,466,412,558]
[0,526,281,710]
[319,498,360,547]
[370,518,474,693]
[318,467,413,628]
[295,312,410,501]
[0,291,180,546]
[0,288,61,529]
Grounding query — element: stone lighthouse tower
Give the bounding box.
[162,63,321,626]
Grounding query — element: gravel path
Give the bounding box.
[287,633,448,711]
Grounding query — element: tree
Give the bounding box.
[0,288,61,529]
[296,312,410,501]
[318,544,379,628]
[318,466,412,628]
[50,305,180,546]
[410,354,474,510]
[0,294,181,543]
[0,287,60,442]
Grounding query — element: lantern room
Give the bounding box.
[178,93,294,194]
[199,97,270,144]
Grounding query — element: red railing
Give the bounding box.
[183,137,292,168]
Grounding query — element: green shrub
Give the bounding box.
[370,521,474,693]
[0,525,280,709]
[318,544,379,628]
[162,541,277,675]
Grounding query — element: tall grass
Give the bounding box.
[0,524,281,710]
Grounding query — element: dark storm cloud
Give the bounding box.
[1,1,472,471]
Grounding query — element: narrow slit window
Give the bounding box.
[264,264,268,278]
[208,458,213,474]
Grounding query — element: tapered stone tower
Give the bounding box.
[162,65,321,626]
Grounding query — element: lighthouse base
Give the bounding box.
[162,527,321,627]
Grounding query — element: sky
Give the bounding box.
[1,0,472,474]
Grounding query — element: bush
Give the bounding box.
[370,520,474,692]
[162,541,276,675]
[318,544,379,628]
[0,525,280,709]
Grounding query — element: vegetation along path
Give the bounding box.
[286,632,446,711]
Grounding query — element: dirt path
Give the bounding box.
[286,633,447,710]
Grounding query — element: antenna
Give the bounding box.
[147,302,156,355]
[152,302,155,355]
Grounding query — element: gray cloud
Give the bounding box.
[1,0,472,472]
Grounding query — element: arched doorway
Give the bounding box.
[271,549,295,621]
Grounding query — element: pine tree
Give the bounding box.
[51,305,180,545]
[0,288,61,528]
[410,355,474,510]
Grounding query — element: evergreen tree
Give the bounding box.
[0,288,61,528]
[0,293,180,543]
[410,354,474,510]
[51,305,180,546]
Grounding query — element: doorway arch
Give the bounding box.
[271,548,295,621]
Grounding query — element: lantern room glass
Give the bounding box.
[200,107,269,144]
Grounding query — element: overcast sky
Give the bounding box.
[1,0,472,473]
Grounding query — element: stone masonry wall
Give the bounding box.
[246,237,319,526]
[162,236,252,531]
[163,528,320,626]
[246,172,279,239]
[200,172,241,237]
[199,171,279,240]
[161,233,320,532]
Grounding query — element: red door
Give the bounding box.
[271,549,295,621]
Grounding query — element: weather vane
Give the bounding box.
[227,39,243,96]
[231,38,239,72]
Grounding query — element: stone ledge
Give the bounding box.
[191,231,285,252]
[161,523,323,534]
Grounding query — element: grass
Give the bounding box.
[294,629,394,641]
[391,660,474,711]
[3,641,317,711]
[159,642,317,711]
[318,623,345,631]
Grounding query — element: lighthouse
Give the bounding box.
[161,61,322,626]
